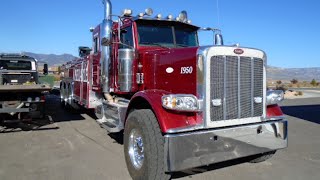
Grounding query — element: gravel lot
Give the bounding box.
[1,95,320,180]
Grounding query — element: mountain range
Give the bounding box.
[21,52,320,81]
[23,52,77,66]
[267,66,320,82]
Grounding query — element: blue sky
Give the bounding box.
[0,0,319,68]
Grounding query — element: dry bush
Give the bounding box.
[295,91,303,96]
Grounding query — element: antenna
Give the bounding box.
[216,0,221,28]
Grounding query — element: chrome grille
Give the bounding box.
[253,58,264,116]
[210,56,264,121]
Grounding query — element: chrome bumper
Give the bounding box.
[164,120,287,172]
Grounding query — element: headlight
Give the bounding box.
[162,94,199,112]
[266,90,284,105]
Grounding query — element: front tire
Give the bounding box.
[124,109,170,180]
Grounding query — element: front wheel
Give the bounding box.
[124,109,170,180]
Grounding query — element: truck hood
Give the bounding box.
[140,47,199,94]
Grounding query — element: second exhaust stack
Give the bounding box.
[100,0,113,95]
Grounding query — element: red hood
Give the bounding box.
[139,47,199,95]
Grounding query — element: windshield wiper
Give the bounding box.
[140,42,171,49]
[176,44,189,47]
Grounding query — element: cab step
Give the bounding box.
[95,99,128,133]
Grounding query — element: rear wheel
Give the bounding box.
[64,85,73,111]
[60,84,65,107]
[249,151,276,163]
[124,109,170,180]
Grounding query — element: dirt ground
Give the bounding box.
[1,95,320,180]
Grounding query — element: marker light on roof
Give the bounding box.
[178,10,188,22]
[122,9,133,16]
[155,14,162,19]
[145,8,153,16]
[138,12,144,17]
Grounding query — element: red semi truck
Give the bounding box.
[60,0,287,179]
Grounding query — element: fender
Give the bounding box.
[127,90,201,133]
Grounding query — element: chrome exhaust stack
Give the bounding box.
[100,0,113,96]
[214,32,224,46]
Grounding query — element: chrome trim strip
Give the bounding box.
[237,56,241,118]
[251,57,254,117]
[197,46,211,129]
[263,55,267,118]
[223,56,227,120]
[267,116,286,121]
[166,125,204,134]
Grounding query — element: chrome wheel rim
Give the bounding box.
[128,129,144,169]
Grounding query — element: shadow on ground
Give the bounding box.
[281,104,320,125]
[171,155,259,179]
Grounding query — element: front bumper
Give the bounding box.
[164,120,287,172]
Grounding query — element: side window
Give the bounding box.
[93,37,99,53]
[120,26,133,48]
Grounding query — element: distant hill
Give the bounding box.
[23,52,77,66]
[267,66,320,82]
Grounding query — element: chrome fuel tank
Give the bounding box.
[118,49,135,92]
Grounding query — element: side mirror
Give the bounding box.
[43,64,48,75]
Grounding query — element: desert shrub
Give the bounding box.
[291,79,298,84]
[276,80,282,85]
[53,75,61,81]
[295,91,303,96]
[311,79,317,86]
[276,85,288,92]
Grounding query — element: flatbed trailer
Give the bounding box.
[0,54,50,123]
[0,84,51,92]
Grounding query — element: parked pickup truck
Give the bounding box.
[0,54,51,124]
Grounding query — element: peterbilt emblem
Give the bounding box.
[234,48,244,55]
[254,97,263,104]
[212,99,222,106]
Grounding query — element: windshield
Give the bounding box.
[137,21,198,48]
[0,60,32,70]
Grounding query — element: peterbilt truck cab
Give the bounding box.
[60,1,287,179]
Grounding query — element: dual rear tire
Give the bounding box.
[60,83,75,110]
